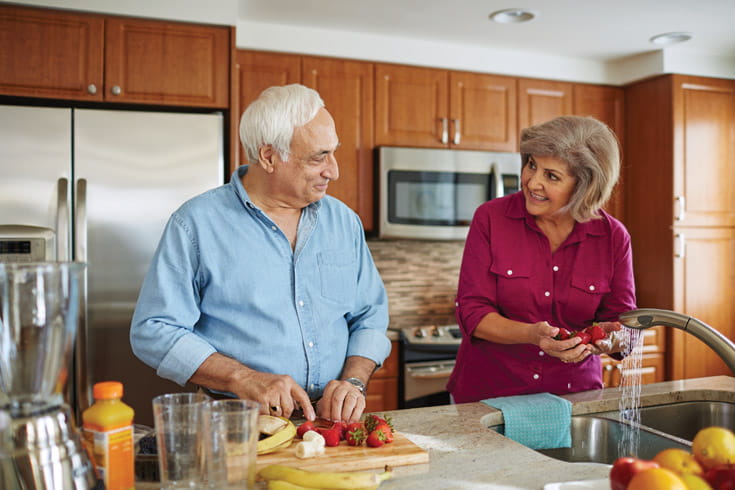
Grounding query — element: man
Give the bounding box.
[130,84,390,422]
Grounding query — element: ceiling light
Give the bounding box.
[649,31,693,46]
[489,8,537,24]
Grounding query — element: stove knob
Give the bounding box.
[414,328,426,338]
[431,326,441,337]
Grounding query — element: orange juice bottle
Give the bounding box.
[82,381,135,490]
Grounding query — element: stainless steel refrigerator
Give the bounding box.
[0,104,224,425]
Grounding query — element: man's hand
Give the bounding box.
[316,378,366,423]
[231,371,315,420]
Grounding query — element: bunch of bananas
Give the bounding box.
[259,464,393,489]
[257,415,297,455]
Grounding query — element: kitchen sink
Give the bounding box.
[486,415,691,465]
[596,401,735,441]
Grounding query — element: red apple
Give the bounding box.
[610,456,660,490]
[705,463,735,490]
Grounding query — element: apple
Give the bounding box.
[610,456,660,490]
[705,463,735,490]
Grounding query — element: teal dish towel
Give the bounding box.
[482,392,572,450]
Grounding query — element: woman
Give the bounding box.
[447,115,636,403]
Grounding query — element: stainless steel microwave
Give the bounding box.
[378,146,522,240]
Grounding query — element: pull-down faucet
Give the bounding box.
[619,308,735,376]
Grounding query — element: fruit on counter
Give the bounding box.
[297,420,317,438]
[302,430,326,446]
[345,422,367,446]
[692,427,735,469]
[257,417,297,455]
[294,440,326,459]
[331,421,348,439]
[610,456,660,490]
[705,464,735,489]
[653,448,705,476]
[260,414,290,435]
[318,428,342,447]
[681,473,714,490]
[626,467,687,490]
[259,464,393,489]
[366,428,388,448]
[373,422,394,444]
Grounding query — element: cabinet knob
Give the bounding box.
[111,85,122,96]
[87,84,97,95]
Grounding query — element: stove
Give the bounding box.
[398,324,463,408]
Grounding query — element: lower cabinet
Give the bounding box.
[601,327,665,387]
[365,341,399,412]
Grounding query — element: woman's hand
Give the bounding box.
[536,322,590,364]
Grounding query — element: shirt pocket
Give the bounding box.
[317,250,357,304]
[568,273,611,318]
[489,260,532,315]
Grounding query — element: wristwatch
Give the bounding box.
[343,377,366,396]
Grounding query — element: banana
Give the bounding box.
[257,418,296,455]
[259,414,289,435]
[259,464,393,489]
[267,480,378,490]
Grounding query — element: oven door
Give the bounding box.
[402,359,456,408]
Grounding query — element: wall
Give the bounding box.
[368,239,465,329]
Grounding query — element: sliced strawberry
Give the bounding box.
[319,428,341,447]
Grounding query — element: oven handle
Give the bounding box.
[406,364,455,379]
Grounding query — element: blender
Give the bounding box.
[0,262,96,489]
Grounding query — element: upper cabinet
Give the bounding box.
[375,64,517,151]
[518,78,573,128]
[0,5,230,108]
[234,50,375,230]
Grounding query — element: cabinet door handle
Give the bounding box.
[675,233,686,259]
[440,118,448,144]
[111,85,122,96]
[452,119,461,145]
[87,84,97,95]
[674,195,685,221]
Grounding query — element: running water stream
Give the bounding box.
[616,328,645,457]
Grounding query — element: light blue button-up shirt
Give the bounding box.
[130,166,391,400]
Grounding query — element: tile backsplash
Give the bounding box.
[368,238,465,329]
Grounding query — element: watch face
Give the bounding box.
[345,378,365,394]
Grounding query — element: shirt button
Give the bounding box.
[455,302,459,307]
[589,285,596,291]
[308,341,314,348]
[298,300,304,307]
[553,266,559,272]
[544,291,550,297]
[309,384,315,390]
[507,270,513,276]
[533,374,540,380]
[538,351,544,356]
[271,225,277,231]
[567,383,572,389]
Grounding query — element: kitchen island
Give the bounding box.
[376,376,735,489]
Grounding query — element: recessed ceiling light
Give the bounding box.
[489,8,537,24]
[649,31,693,46]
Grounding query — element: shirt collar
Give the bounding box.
[505,191,607,242]
[230,164,322,212]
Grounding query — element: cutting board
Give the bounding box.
[256,432,429,472]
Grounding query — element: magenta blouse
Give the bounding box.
[447,192,636,403]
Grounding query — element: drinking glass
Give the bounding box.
[208,399,260,489]
[152,392,211,489]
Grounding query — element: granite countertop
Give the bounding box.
[378,375,735,490]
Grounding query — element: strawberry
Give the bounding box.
[584,324,606,342]
[330,421,347,440]
[366,429,387,448]
[363,414,393,432]
[345,422,366,446]
[319,428,341,447]
[374,422,394,443]
[574,331,592,345]
[553,327,572,341]
[296,420,316,438]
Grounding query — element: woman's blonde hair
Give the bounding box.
[519,115,621,222]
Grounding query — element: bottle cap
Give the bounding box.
[93,381,123,400]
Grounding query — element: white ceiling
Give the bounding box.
[238,0,735,62]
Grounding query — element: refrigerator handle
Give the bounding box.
[56,178,70,261]
[73,178,91,419]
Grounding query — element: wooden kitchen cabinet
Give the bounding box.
[366,340,399,412]
[375,64,517,151]
[0,5,230,108]
[518,78,573,129]
[625,74,735,381]
[234,50,375,230]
